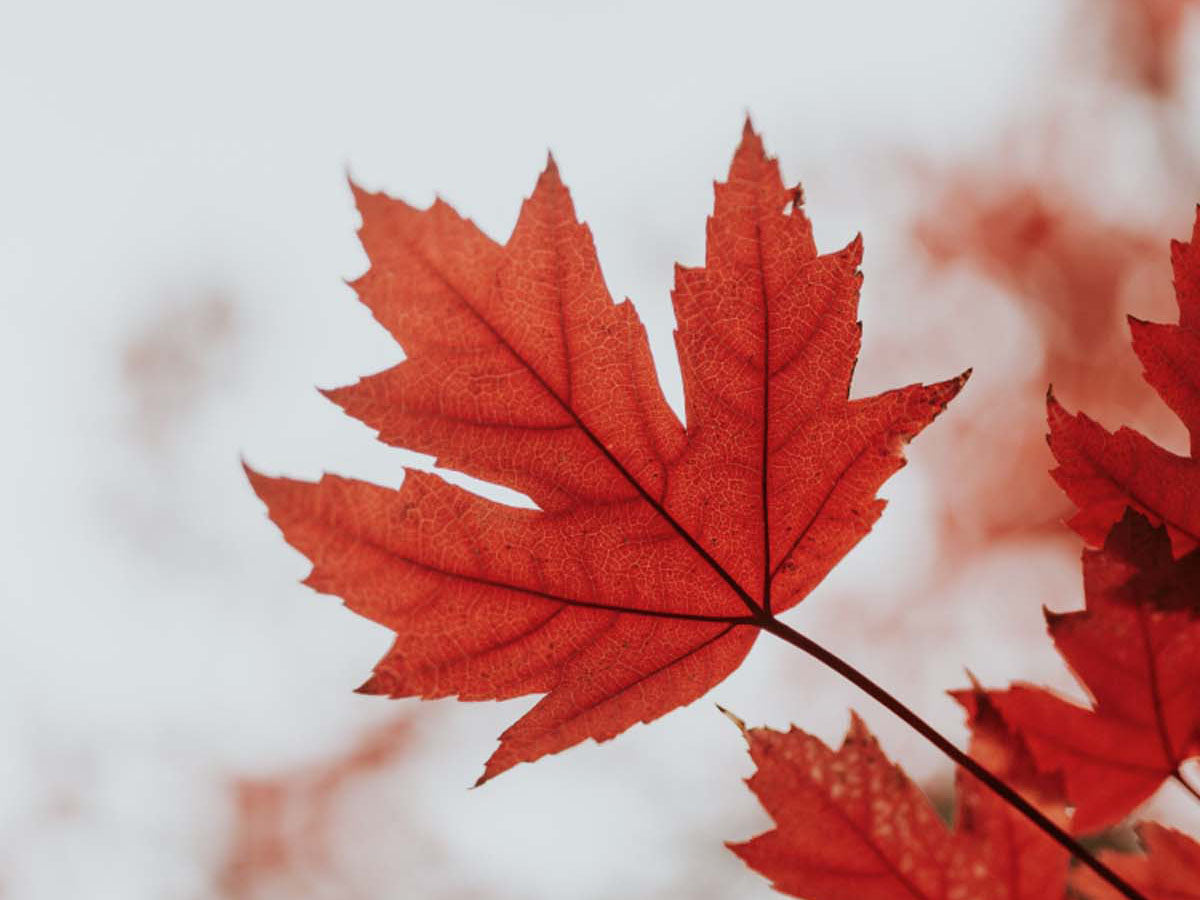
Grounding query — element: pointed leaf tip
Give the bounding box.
[731,118,769,168]
[948,368,973,395]
[846,709,868,735]
[718,704,747,733]
[355,672,394,696]
[346,174,373,210]
[534,151,564,191]
[242,461,271,497]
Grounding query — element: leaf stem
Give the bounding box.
[757,615,1148,900]
[1173,769,1200,805]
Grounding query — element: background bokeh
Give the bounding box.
[5,1,1200,897]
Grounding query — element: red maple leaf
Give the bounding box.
[951,690,1069,900]
[1073,823,1200,900]
[727,711,1065,900]
[981,512,1200,833]
[1048,208,1200,556]
[246,123,965,783]
[950,681,1067,815]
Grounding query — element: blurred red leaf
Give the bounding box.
[122,292,234,449]
[1102,0,1198,95]
[1049,209,1200,556]
[915,180,1167,550]
[1073,823,1200,899]
[219,717,413,900]
[916,184,1157,370]
[247,123,964,783]
[727,712,1066,900]
[984,512,1200,833]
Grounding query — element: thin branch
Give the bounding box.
[757,615,1149,900]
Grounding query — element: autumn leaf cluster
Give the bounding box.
[248,125,1200,898]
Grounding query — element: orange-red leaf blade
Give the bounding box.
[951,685,1070,898]
[245,465,757,782]
[987,513,1200,832]
[249,124,965,781]
[728,714,1015,900]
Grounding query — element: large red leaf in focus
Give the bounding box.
[727,713,1066,900]
[1073,823,1200,900]
[246,123,964,783]
[986,511,1200,833]
[1048,207,1200,556]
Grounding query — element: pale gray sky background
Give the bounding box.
[4,2,1198,898]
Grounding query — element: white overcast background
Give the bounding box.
[4,2,1200,898]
